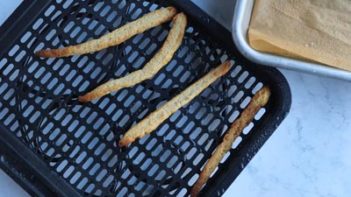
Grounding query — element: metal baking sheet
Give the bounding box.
[232,0,351,81]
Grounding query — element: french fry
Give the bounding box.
[78,13,187,102]
[190,86,271,197]
[35,7,177,57]
[119,61,232,147]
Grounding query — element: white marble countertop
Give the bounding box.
[0,0,351,196]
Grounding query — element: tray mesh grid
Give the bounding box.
[0,0,283,196]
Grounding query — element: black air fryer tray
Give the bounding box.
[0,0,291,196]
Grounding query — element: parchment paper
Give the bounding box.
[248,0,351,71]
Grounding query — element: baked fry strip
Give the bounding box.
[78,13,187,102]
[190,86,271,197]
[119,61,232,147]
[35,7,177,57]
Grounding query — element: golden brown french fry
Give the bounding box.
[78,13,187,102]
[190,86,271,197]
[118,61,232,147]
[35,7,177,57]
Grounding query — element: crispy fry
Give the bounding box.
[78,13,187,102]
[119,61,232,147]
[190,86,271,197]
[35,7,178,57]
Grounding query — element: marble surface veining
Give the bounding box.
[0,0,351,196]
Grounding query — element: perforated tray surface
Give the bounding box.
[0,0,291,196]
